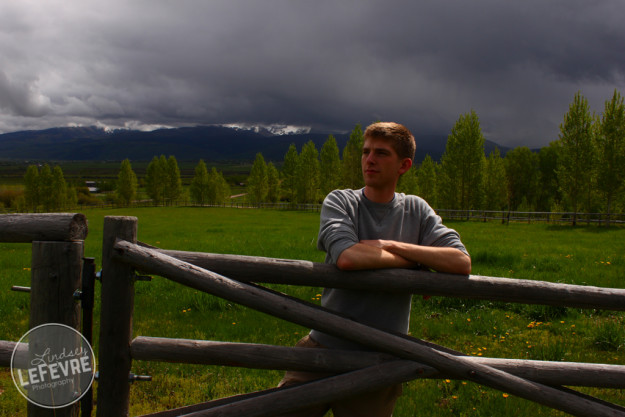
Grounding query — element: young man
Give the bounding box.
[279,122,471,417]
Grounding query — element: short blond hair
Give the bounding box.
[364,122,415,160]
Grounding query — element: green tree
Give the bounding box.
[208,167,231,204]
[116,159,138,206]
[416,155,438,207]
[145,155,167,205]
[23,165,40,212]
[397,165,418,196]
[504,147,539,211]
[296,141,321,203]
[165,155,182,204]
[556,91,596,223]
[190,160,210,205]
[247,153,268,204]
[483,148,507,211]
[342,124,364,189]
[281,144,299,202]
[319,135,342,196]
[51,165,68,210]
[439,110,485,210]
[39,164,54,212]
[266,162,281,203]
[537,142,560,212]
[596,89,625,223]
[66,186,78,209]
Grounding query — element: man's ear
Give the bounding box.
[398,158,412,175]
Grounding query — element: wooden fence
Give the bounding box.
[5,200,624,225]
[100,216,625,417]
[2,214,625,416]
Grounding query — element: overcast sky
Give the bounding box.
[1,1,623,148]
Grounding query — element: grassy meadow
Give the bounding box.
[1,206,624,416]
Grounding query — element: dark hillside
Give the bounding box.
[0,125,510,162]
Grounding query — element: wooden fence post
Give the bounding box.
[27,240,84,417]
[96,216,137,417]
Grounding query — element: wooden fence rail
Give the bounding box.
[130,336,625,389]
[0,213,88,242]
[154,248,625,311]
[113,238,625,417]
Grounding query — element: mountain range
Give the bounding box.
[0,125,510,162]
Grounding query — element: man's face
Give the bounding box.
[361,137,411,189]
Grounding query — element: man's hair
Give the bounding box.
[364,122,416,160]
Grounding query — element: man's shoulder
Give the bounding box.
[395,192,431,209]
[324,188,362,204]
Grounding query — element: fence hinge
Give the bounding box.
[135,274,153,282]
[129,372,152,383]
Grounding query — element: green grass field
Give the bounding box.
[1,207,624,416]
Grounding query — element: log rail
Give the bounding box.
[157,248,625,310]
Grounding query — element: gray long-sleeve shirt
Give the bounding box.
[310,188,468,350]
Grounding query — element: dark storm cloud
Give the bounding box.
[0,0,623,147]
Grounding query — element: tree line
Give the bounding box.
[113,156,232,207]
[246,89,625,222]
[13,89,624,220]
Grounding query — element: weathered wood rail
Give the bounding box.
[0,213,88,242]
[155,248,625,310]
[130,336,625,388]
[96,214,625,417]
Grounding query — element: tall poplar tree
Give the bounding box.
[504,147,539,210]
[342,124,364,189]
[556,91,595,223]
[166,155,182,204]
[23,165,40,212]
[416,155,438,207]
[116,159,138,206]
[145,155,167,205]
[281,144,299,202]
[483,148,507,211]
[266,162,281,203]
[537,143,560,212]
[247,153,268,204]
[296,141,321,203]
[439,110,485,210]
[51,166,68,210]
[190,160,210,205]
[208,167,231,204]
[39,164,54,212]
[319,135,342,196]
[397,165,418,196]
[596,89,625,223]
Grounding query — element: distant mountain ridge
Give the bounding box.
[0,125,510,162]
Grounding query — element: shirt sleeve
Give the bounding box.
[417,199,470,257]
[317,190,359,263]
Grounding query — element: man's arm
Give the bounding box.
[336,242,417,271]
[338,239,471,275]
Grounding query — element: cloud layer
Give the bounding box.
[1,0,623,147]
